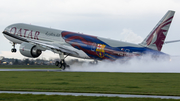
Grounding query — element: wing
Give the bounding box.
[27,38,79,56]
[164,40,180,44]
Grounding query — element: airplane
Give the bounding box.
[2,10,175,70]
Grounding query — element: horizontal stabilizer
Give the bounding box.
[164,40,180,44]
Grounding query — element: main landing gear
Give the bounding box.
[55,53,70,70]
[93,60,98,64]
[89,60,98,65]
[11,42,17,53]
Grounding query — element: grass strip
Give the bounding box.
[0,71,180,96]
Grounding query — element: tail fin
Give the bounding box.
[140,10,175,51]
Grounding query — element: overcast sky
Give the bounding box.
[1,0,180,59]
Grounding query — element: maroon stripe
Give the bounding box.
[161,21,172,28]
[162,16,173,24]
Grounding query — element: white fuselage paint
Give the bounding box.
[3,23,90,59]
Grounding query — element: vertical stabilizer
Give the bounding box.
[140,10,175,51]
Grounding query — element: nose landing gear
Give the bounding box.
[11,42,17,53]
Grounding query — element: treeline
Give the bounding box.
[0,58,57,65]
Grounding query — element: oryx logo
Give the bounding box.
[96,44,106,58]
[146,16,173,51]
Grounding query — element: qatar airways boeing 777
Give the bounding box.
[2,10,175,70]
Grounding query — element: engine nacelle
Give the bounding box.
[19,42,42,58]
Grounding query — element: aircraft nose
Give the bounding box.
[3,28,8,34]
[3,25,13,33]
[2,26,9,34]
[2,27,7,34]
[2,30,7,34]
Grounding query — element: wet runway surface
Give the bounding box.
[0,69,122,72]
[0,91,180,99]
[0,69,62,72]
[0,69,98,72]
[1,68,180,73]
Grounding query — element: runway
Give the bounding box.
[0,69,62,72]
[0,91,180,99]
[0,68,180,73]
[0,69,99,72]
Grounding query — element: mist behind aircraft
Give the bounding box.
[68,55,180,73]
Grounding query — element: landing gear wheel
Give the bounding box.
[11,48,17,53]
[59,60,69,70]
[55,53,70,70]
[93,60,98,65]
[66,65,70,67]
[90,60,98,65]
[55,61,59,66]
[55,60,69,70]
[60,63,66,70]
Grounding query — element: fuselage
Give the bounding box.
[3,23,168,60]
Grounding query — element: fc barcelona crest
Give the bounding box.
[96,44,106,58]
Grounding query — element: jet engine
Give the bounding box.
[19,42,42,58]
